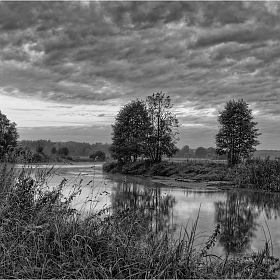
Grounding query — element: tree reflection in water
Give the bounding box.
[182,189,280,256]
[110,180,177,236]
[215,191,280,255]
[215,193,259,254]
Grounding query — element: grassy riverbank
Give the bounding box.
[230,157,280,192]
[0,158,279,278]
[103,158,280,192]
[103,159,229,181]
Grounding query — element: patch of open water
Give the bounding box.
[16,162,280,259]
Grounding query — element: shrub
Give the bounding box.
[103,161,121,173]
[230,157,280,191]
[32,152,49,163]
[90,150,106,161]
[122,161,149,175]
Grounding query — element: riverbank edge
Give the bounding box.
[103,159,280,193]
[103,160,235,191]
[149,175,235,191]
[148,176,280,194]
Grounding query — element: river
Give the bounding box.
[16,162,280,259]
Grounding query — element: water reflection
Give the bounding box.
[14,163,280,258]
[179,189,280,257]
[244,191,280,220]
[110,180,177,235]
[215,191,280,255]
[215,193,259,254]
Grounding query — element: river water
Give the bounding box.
[17,162,280,259]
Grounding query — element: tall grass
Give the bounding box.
[230,157,280,192]
[0,154,279,278]
[103,159,229,181]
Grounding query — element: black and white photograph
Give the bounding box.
[0,1,280,278]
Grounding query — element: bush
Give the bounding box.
[230,157,280,191]
[122,161,149,175]
[32,152,49,163]
[90,150,106,161]
[103,161,121,173]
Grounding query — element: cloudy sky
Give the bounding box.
[0,1,279,149]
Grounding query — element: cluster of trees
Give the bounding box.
[175,145,218,159]
[0,110,18,159]
[51,146,69,156]
[110,92,179,164]
[19,140,111,158]
[111,97,261,167]
[1,97,262,167]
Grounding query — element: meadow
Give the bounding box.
[0,152,279,278]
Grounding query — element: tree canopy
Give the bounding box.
[145,92,179,163]
[58,147,69,156]
[215,99,261,167]
[111,92,179,164]
[195,147,208,158]
[111,100,151,163]
[0,110,19,158]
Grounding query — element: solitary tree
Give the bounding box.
[0,110,19,158]
[145,92,179,163]
[215,99,261,167]
[195,147,208,158]
[111,100,151,163]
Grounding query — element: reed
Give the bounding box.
[230,157,280,192]
[0,153,279,278]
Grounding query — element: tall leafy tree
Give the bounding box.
[0,110,19,158]
[111,100,151,163]
[145,92,179,163]
[215,99,261,167]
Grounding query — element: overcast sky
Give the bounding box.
[0,1,279,149]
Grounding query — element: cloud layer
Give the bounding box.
[0,1,279,149]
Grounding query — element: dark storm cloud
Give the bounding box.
[191,24,280,49]
[0,61,125,103]
[1,1,280,148]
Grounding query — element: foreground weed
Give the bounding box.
[0,154,279,278]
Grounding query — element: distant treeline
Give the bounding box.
[174,145,220,159]
[19,140,279,160]
[253,150,280,159]
[174,145,280,160]
[19,140,111,158]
